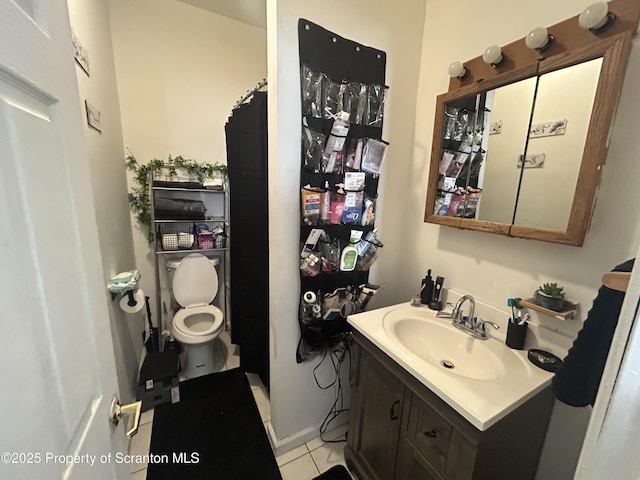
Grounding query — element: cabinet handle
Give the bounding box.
[389,400,400,421]
[423,429,437,438]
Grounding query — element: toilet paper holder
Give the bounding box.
[121,290,137,306]
[107,270,141,302]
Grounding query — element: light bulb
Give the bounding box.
[525,27,553,51]
[448,61,468,79]
[579,2,616,33]
[482,45,504,67]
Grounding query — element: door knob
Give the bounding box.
[110,398,142,437]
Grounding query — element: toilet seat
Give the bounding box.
[173,305,224,338]
[171,253,224,345]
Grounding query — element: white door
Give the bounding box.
[0,1,129,479]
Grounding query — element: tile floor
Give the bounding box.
[130,330,349,479]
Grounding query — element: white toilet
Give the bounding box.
[170,253,224,379]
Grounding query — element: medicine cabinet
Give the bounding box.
[424,0,640,246]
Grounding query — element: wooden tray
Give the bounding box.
[519,297,578,320]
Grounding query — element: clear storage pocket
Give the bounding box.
[366,84,388,127]
[302,123,327,173]
[301,65,324,118]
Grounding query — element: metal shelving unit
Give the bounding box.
[150,167,230,340]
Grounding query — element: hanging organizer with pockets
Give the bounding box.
[296,19,388,363]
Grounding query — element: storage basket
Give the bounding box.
[197,232,214,250]
[195,222,226,250]
[158,222,195,251]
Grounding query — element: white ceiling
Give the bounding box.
[178,0,266,29]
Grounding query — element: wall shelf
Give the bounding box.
[155,247,229,255]
[154,217,226,223]
[519,297,578,320]
[152,186,225,193]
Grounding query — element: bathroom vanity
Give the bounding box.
[345,304,555,480]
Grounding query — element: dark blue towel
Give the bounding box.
[552,259,634,407]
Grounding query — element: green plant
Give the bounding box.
[538,282,565,298]
[125,153,227,243]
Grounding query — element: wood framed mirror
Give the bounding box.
[424,0,640,246]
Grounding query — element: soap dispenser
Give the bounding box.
[420,269,434,305]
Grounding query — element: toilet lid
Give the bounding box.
[172,253,218,307]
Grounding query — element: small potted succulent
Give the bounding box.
[535,282,565,312]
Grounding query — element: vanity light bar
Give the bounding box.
[447,1,617,78]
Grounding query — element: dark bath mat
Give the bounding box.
[313,464,353,480]
[146,368,281,480]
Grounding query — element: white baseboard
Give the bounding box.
[267,416,349,457]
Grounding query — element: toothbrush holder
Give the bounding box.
[506,320,528,350]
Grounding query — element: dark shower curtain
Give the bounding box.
[225,91,270,390]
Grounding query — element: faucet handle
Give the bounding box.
[474,318,499,335]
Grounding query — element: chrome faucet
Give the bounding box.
[452,295,475,326]
[449,295,499,340]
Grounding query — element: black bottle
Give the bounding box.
[420,269,434,305]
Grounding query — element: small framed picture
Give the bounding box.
[489,120,503,135]
[72,31,90,76]
[85,100,101,132]
[530,119,567,138]
[517,153,545,169]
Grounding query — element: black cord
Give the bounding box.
[314,335,352,443]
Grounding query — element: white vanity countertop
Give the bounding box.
[348,302,554,431]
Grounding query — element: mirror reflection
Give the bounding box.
[515,58,602,230]
[433,95,486,219]
[480,78,537,224]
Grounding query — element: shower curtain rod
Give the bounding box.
[233,78,268,109]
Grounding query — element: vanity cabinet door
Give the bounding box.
[348,344,405,480]
[405,393,453,473]
[402,392,476,480]
[396,437,445,480]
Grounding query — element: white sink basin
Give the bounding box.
[383,315,505,380]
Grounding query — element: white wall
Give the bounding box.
[67,0,141,402]
[267,0,426,449]
[409,1,640,478]
[108,0,267,327]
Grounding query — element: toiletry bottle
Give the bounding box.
[329,186,346,225]
[323,111,350,173]
[340,230,363,272]
[320,181,331,224]
[356,227,379,257]
[429,276,445,310]
[420,269,434,305]
[340,244,357,271]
